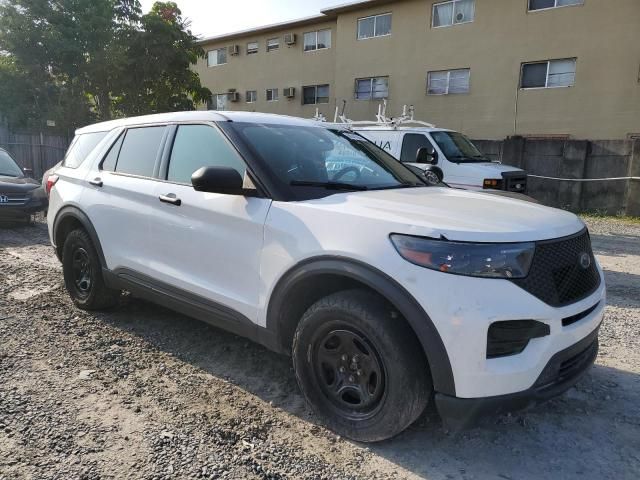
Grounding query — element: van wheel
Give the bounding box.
[62,229,119,310]
[292,290,431,442]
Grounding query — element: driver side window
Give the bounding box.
[400,134,433,163]
[167,124,246,184]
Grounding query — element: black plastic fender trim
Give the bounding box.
[52,206,107,267]
[266,256,456,396]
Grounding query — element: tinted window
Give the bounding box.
[521,62,548,88]
[115,127,166,177]
[167,125,246,184]
[63,132,108,169]
[101,133,124,172]
[400,134,434,163]
[0,150,23,177]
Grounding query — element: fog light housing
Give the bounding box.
[487,320,550,359]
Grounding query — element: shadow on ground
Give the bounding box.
[97,297,640,480]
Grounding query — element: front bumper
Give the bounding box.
[435,325,600,430]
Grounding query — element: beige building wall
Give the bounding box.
[194,0,640,140]
[193,19,338,120]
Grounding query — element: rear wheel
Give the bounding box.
[292,290,431,442]
[62,229,119,310]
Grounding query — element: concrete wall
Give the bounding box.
[474,137,640,216]
[195,0,640,140]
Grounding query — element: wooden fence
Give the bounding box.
[0,125,71,180]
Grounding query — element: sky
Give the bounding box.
[138,0,351,39]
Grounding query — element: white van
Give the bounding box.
[324,105,528,193]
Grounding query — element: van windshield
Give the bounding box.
[227,122,425,199]
[431,131,491,163]
[0,150,23,177]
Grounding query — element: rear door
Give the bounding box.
[148,123,271,322]
[84,125,169,274]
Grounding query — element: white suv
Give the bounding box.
[48,111,605,442]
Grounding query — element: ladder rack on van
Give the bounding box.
[314,101,436,130]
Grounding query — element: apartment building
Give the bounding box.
[193,0,640,140]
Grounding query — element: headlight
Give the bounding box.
[390,234,535,279]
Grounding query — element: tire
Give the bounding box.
[292,289,432,442]
[62,229,119,310]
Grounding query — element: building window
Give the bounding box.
[432,0,475,27]
[207,48,227,67]
[355,77,389,100]
[208,94,228,111]
[267,38,279,52]
[521,58,576,89]
[302,85,330,105]
[246,90,257,103]
[528,0,583,11]
[357,13,392,39]
[266,88,279,102]
[247,42,259,55]
[427,69,470,95]
[303,29,332,52]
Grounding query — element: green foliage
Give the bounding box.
[0,0,210,131]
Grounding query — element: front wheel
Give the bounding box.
[62,229,119,310]
[292,290,432,442]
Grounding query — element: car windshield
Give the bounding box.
[227,122,424,198]
[0,150,23,177]
[431,131,491,163]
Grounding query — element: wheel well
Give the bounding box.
[274,274,426,367]
[54,216,84,260]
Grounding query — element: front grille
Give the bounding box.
[562,302,601,327]
[511,229,601,307]
[0,192,29,206]
[502,172,527,193]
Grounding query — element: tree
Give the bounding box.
[114,2,211,116]
[0,0,210,131]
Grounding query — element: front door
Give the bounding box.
[148,123,271,322]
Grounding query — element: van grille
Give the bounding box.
[511,229,601,307]
[502,172,528,193]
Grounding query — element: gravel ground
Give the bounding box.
[0,217,639,480]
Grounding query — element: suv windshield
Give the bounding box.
[227,123,424,199]
[431,131,491,163]
[0,150,23,177]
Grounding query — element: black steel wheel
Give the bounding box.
[62,229,119,310]
[293,289,432,442]
[311,327,386,420]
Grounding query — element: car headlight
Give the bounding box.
[390,234,535,279]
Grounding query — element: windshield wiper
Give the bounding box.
[290,180,369,191]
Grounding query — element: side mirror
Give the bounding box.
[416,146,437,165]
[191,166,244,195]
[23,167,33,177]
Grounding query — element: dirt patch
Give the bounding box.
[0,219,639,479]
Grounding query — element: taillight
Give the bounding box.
[46,174,59,197]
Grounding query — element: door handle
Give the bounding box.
[89,178,103,187]
[159,193,182,206]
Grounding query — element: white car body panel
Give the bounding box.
[48,111,604,405]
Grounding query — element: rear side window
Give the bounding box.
[167,125,246,184]
[63,132,108,169]
[100,133,124,172]
[115,127,166,177]
[400,134,434,163]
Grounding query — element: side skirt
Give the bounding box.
[103,268,281,353]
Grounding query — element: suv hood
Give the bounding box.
[302,187,584,243]
[0,175,40,193]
